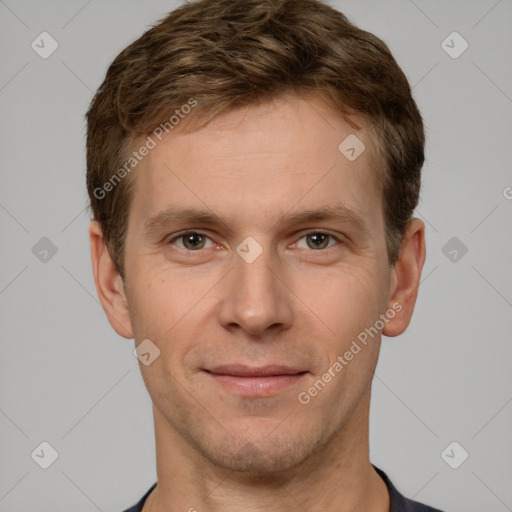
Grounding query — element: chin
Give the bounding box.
[190,422,327,475]
[156,385,343,476]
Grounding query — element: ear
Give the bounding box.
[382,218,426,337]
[89,221,134,339]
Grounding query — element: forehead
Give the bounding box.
[127,94,383,231]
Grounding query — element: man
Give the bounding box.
[86,0,445,510]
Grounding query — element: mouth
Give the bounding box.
[203,365,309,397]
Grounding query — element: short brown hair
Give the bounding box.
[86,0,424,281]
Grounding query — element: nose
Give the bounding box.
[215,240,294,337]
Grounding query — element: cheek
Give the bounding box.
[295,270,384,415]
[125,269,178,354]
[299,265,385,349]
[130,266,194,326]
[128,269,217,370]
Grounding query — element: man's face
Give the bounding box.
[121,94,395,473]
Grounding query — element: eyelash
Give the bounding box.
[166,230,342,252]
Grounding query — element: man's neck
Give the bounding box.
[145,403,390,512]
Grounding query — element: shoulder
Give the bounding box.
[121,482,157,512]
[372,465,446,512]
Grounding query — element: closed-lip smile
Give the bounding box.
[204,365,308,396]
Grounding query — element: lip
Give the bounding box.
[204,365,308,397]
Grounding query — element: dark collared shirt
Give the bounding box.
[122,464,445,511]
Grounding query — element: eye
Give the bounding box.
[166,230,341,252]
[295,231,340,250]
[168,231,215,251]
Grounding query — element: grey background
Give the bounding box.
[1,0,511,511]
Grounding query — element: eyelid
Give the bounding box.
[166,230,217,250]
[291,229,342,249]
[166,229,343,251]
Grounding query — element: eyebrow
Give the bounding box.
[143,203,368,236]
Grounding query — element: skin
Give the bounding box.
[90,93,426,512]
